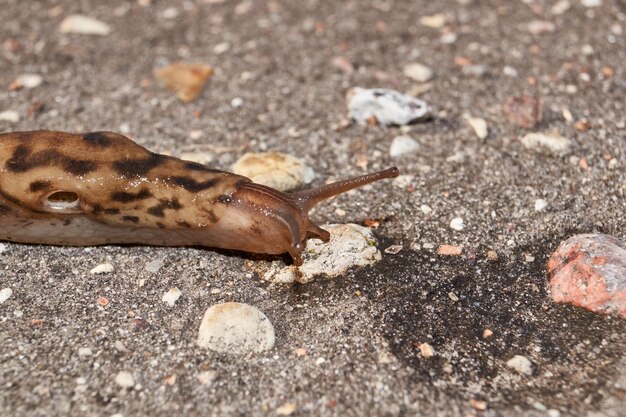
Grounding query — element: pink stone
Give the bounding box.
[548,234,626,318]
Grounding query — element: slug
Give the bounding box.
[0,130,399,265]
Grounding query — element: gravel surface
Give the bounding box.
[1,1,625,416]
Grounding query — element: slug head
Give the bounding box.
[222,167,399,265]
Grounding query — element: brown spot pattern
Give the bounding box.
[112,154,165,177]
[6,145,97,175]
[29,180,52,192]
[147,198,182,218]
[110,189,153,203]
[168,176,219,193]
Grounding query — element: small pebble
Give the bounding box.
[420,14,446,28]
[448,292,459,302]
[471,399,488,411]
[419,342,434,358]
[486,250,499,261]
[551,0,571,15]
[197,302,275,354]
[548,234,626,318]
[154,63,214,102]
[347,87,431,126]
[420,204,433,215]
[230,97,243,108]
[422,243,435,250]
[502,95,541,128]
[403,62,433,82]
[196,370,217,385]
[526,20,556,35]
[0,288,13,304]
[262,224,381,283]
[114,371,135,388]
[384,245,403,255]
[464,115,488,139]
[12,74,43,89]
[389,135,420,158]
[276,402,297,416]
[90,263,114,274]
[440,32,457,44]
[506,355,533,375]
[483,328,493,338]
[581,0,602,7]
[78,347,93,357]
[438,245,463,256]
[60,15,112,35]
[0,110,20,123]
[231,152,314,192]
[145,259,164,273]
[521,132,571,156]
[294,348,307,357]
[525,254,536,263]
[534,199,548,212]
[315,357,326,366]
[162,287,182,307]
[161,7,179,19]
[450,217,464,231]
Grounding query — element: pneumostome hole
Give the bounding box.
[45,191,80,210]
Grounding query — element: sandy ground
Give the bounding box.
[1,0,625,416]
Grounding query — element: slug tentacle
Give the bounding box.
[0,130,399,266]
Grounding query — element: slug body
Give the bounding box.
[0,130,399,265]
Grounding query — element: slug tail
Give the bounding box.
[291,167,399,212]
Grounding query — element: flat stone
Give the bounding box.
[450,217,464,231]
[145,259,164,273]
[0,288,13,304]
[464,115,488,139]
[506,355,533,375]
[154,63,214,102]
[90,263,114,274]
[347,87,431,126]
[60,15,111,35]
[231,152,314,191]
[548,234,626,318]
[502,95,541,128]
[114,371,135,388]
[162,287,182,307]
[403,63,433,82]
[521,132,572,156]
[0,110,20,123]
[389,135,420,158]
[261,224,381,283]
[197,302,275,354]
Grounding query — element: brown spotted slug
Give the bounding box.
[0,130,399,265]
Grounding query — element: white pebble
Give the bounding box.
[60,15,112,36]
[15,74,43,89]
[161,7,179,19]
[503,66,518,77]
[506,355,533,375]
[389,135,420,158]
[114,371,135,388]
[551,0,571,15]
[315,357,326,366]
[230,97,243,108]
[347,87,431,126]
[90,263,114,274]
[392,174,414,188]
[262,224,381,283]
[0,288,13,304]
[448,292,459,301]
[521,132,572,155]
[581,0,602,7]
[534,199,548,212]
[526,20,555,35]
[231,152,314,191]
[0,110,20,123]
[450,217,464,231]
[144,259,164,273]
[78,347,93,357]
[419,14,446,28]
[0,243,7,254]
[420,204,433,215]
[464,115,488,139]
[402,62,433,82]
[197,302,275,354]
[162,287,182,307]
[213,42,230,54]
[440,32,457,44]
